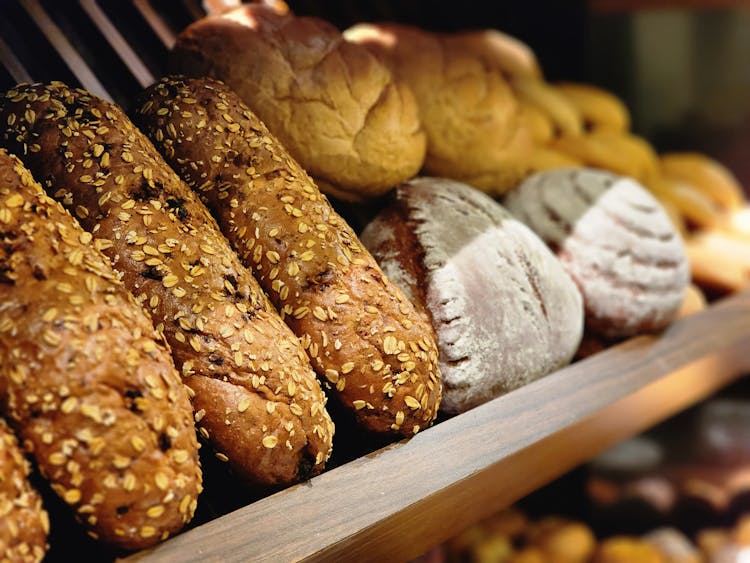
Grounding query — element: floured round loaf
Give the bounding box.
[504,168,690,339]
[361,177,583,414]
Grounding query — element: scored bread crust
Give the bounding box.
[345,22,533,195]
[0,150,201,549]
[504,168,690,339]
[134,76,441,436]
[361,177,584,414]
[0,83,333,487]
[171,3,426,201]
[0,417,48,562]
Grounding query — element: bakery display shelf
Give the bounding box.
[126,290,750,563]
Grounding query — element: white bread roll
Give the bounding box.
[361,177,583,414]
[505,168,689,339]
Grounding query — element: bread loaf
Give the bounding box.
[171,3,425,201]
[345,22,533,196]
[0,149,201,549]
[360,177,583,414]
[504,168,690,339]
[0,418,48,562]
[134,76,441,435]
[0,82,333,487]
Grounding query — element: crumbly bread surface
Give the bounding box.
[345,22,532,195]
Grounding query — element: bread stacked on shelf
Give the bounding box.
[440,507,740,563]
[0,1,744,556]
[345,19,749,299]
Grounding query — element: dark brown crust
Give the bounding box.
[0,149,201,549]
[0,82,333,487]
[134,76,441,435]
[0,417,48,562]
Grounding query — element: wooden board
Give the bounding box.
[125,290,750,562]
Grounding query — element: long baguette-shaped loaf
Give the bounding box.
[0,417,48,562]
[135,77,441,435]
[0,82,333,486]
[0,149,201,549]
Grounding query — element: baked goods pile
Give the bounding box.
[439,505,741,563]
[0,1,744,557]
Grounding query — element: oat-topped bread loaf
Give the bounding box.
[0,417,48,562]
[360,177,583,414]
[0,82,333,488]
[504,168,689,339]
[170,3,426,202]
[135,76,441,436]
[344,23,533,196]
[0,149,201,549]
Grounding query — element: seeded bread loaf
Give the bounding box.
[504,169,689,339]
[0,149,201,549]
[134,76,441,435]
[360,177,583,414]
[171,3,426,201]
[0,417,48,562]
[0,82,333,487]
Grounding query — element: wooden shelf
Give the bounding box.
[126,290,750,562]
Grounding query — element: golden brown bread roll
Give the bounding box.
[134,76,442,436]
[660,152,744,212]
[528,519,596,563]
[449,28,543,81]
[554,82,631,133]
[345,22,533,196]
[0,82,333,487]
[0,149,201,549]
[171,4,425,201]
[0,418,48,562]
[553,131,660,185]
[593,537,667,563]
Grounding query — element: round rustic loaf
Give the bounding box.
[171,4,426,201]
[361,177,583,414]
[504,168,690,339]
